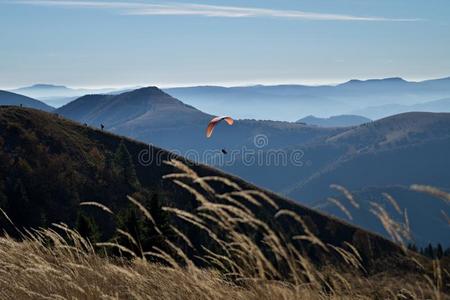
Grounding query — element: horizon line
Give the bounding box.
[2,75,449,91]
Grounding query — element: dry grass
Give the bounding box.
[0,228,445,300]
[0,159,448,299]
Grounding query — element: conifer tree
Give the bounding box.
[425,243,434,259]
[115,191,171,258]
[76,211,101,243]
[436,243,444,259]
[113,141,140,189]
[9,179,33,227]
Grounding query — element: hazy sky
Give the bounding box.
[1,0,449,88]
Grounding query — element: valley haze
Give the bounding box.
[7,75,450,121]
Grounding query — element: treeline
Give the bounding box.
[408,243,450,259]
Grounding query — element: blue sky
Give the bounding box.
[1,0,449,88]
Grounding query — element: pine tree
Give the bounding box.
[8,179,36,228]
[425,243,434,259]
[116,205,146,256]
[142,192,171,250]
[76,211,101,243]
[407,243,418,252]
[444,248,450,257]
[436,243,444,259]
[113,141,140,189]
[115,191,171,258]
[102,152,115,184]
[0,182,7,210]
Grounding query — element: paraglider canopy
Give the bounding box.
[206,116,234,138]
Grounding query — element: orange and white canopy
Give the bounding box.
[206,116,234,138]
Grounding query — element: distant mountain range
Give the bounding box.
[12,84,117,98]
[352,97,450,119]
[50,86,450,246]
[8,76,450,119]
[10,84,136,107]
[297,115,371,127]
[164,76,450,121]
[0,90,54,111]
